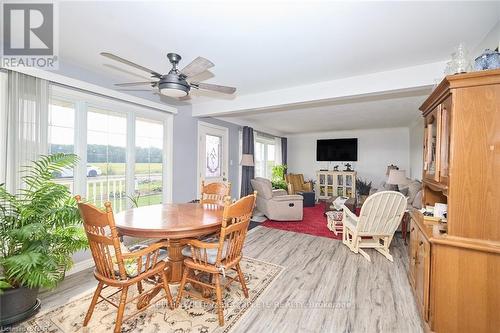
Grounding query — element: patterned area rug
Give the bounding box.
[261,202,344,239]
[19,257,282,333]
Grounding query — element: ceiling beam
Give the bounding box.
[3,66,177,114]
[192,61,445,117]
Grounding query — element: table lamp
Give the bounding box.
[387,169,408,190]
[240,154,254,166]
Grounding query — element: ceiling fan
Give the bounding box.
[100,52,236,98]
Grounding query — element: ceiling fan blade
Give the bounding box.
[101,52,162,78]
[116,89,152,92]
[192,82,236,94]
[114,81,156,87]
[180,57,214,78]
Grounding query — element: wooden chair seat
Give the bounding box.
[115,245,168,278]
[181,240,228,265]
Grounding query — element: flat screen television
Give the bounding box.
[316,138,358,161]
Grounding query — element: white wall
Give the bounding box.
[409,119,424,180]
[473,20,500,59]
[287,127,410,187]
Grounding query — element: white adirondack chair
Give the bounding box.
[342,191,407,262]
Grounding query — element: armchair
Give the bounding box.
[285,173,313,194]
[342,191,406,262]
[250,177,303,221]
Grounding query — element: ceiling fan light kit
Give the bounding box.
[158,73,190,97]
[101,51,236,99]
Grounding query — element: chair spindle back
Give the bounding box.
[200,180,231,208]
[217,192,256,266]
[76,196,127,280]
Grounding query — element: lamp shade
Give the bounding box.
[240,154,254,166]
[386,164,399,176]
[387,169,408,185]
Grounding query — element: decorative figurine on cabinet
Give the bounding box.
[344,163,353,171]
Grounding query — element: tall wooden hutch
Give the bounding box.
[408,70,500,332]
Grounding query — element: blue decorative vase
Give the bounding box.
[475,49,500,70]
[486,50,500,69]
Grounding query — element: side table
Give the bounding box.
[297,191,315,207]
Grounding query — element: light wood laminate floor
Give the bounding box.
[39,227,423,333]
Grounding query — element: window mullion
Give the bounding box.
[164,114,173,203]
[74,101,87,196]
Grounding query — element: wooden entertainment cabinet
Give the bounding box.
[408,70,500,332]
[315,170,356,199]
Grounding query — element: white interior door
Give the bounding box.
[198,121,229,197]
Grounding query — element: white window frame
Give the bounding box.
[50,85,173,205]
[254,135,276,179]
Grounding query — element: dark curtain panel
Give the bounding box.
[281,137,287,173]
[240,126,255,197]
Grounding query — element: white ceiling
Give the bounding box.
[53,1,499,132]
[218,88,432,135]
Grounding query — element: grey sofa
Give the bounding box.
[370,179,422,209]
[250,177,303,221]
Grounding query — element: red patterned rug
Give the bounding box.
[261,202,344,239]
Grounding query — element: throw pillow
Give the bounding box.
[399,187,409,197]
[412,190,423,209]
[401,180,422,206]
[380,181,398,191]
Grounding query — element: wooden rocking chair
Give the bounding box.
[175,192,256,326]
[77,197,173,333]
[342,191,407,262]
[200,180,231,207]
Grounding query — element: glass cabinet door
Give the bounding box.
[424,108,440,181]
[439,97,451,184]
[346,175,352,187]
[319,174,325,185]
[327,174,334,185]
[337,187,344,196]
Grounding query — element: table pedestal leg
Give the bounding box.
[167,239,212,298]
[167,239,184,283]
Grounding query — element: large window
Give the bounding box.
[135,118,164,206]
[87,108,127,211]
[48,86,172,210]
[49,99,76,191]
[254,136,276,179]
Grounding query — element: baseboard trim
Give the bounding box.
[66,258,94,276]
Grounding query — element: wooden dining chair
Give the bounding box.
[200,180,231,207]
[175,192,256,326]
[76,197,173,333]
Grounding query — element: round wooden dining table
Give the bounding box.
[114,203,224,283]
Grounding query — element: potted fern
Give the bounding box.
[0,154,88,325]
[271,164,288,191]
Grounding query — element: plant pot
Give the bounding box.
[0,286,40,326]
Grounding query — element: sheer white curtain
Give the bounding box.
[0,71,8,187]
[274,137,282,165]
[0,71,49,192]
